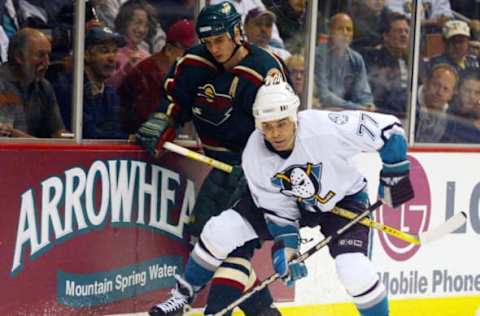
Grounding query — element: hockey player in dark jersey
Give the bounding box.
[136,2,289,316]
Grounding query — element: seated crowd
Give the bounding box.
[0,0,479,144]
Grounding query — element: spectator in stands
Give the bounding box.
[385,0,452,32]
[363,12,410,118]
[449,69,480,119]
[415,63,458,142]
[210,0,284,48]
[285,53,321,108]
[108,0,154,88]
[285,54,304,97]
[244,7,290,60]
[440,70,480,143]
[94,0,166,53]
[52,26,127,139]
[0,28,65,138]
[314,13,375,110]
[118,19,196,134]
[427,20,479,78]
[267,0,307,53]
[350,0,392,51]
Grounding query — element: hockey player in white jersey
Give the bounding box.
[151,81,413,315]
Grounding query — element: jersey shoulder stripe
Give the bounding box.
[231,45,289,87]
[259,46,289,79]
[241,44,288,76]
[231,66,264,87]
[175,54,218,77]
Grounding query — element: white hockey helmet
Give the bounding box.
[252,81,300,129]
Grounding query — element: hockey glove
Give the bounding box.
[378,160,414,208]
[267,220,308,287]
[227,165,244,187]
[136,112,175,156]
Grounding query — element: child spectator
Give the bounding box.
[108,0,153,88]
[285,54,321,108]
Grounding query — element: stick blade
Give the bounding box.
[419,212,467,244]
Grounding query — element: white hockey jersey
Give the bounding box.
[242,109,405,221]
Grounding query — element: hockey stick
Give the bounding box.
[163,142,468,246]
[211,200,383,316]
[163,141,233,173]
[331,206,467,245]
[163,141,232,173]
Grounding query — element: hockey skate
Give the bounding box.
[149,275,195,316]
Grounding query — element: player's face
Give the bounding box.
[261,117,296,151]
[203,33,236,63]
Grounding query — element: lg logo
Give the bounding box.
[378,156,431,261]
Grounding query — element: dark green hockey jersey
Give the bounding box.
[159,43,290,164]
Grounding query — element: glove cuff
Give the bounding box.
[266,219,299,238]
[382,160,410,174]
[150,112,175,127]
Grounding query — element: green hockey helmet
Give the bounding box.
[196,2,242,41]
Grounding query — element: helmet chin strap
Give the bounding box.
[222,36,242,65]
[224,44,241,64]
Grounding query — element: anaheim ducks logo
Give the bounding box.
[271,162,335,208]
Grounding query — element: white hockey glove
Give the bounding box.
[378,160,414,208]
[267,219,308,287]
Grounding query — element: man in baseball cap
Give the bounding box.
[118,19,196,133]
[166,18,196,50]
[427,20,479,77]
[244,7,291,60]
[85,26,126,49]
[51,25,127,139]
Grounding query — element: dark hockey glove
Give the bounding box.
[227,165,244,186]
[378,160,414,208]
[136,112,175,157]
[267,220,308,287]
